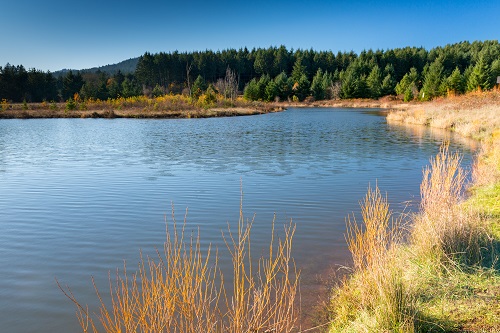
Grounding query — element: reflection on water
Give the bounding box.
[387,119,480,151]
[0,108,475,332]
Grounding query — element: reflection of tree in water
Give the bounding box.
[386,120,479,151]
[0,132,5,173]
[139,109,477,179]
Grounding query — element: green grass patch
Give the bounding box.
[328,144,500,332]
[468,182,500,219]
[416,267,500,332]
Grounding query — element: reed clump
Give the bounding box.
[329,186,416,332]
[329,142,498,332]
[59,205,299,333]
[411,144,486,266]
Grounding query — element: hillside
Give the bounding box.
[53,57,139,77]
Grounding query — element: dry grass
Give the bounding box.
[387,89,500,140]
[410,144,486,265]
[0,95,278,119]
[472,137,500,188]
[346,185,400,272]
[329,186,416,332]
[329,142,499,332]
[59,203,299,333]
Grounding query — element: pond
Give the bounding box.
[0,108,476,332]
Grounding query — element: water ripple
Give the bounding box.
[0,109,475,333]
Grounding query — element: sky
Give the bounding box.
[1,0,499,72]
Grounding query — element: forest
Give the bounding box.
[1,40,499,104]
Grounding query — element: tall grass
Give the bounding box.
[330,185,415,332]
[412,143,486,266]
[329,143,495,332]
[59,204,299,333]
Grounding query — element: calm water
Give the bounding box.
[0,108,476,332]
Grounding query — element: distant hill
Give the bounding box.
[54,57,139,77]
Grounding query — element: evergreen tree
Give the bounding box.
[395,67,419,96]
[256,75,271,100]
[491,59,500,87]
[135,52,156,87]
[322,71,333,99]
[340,62,367,98]
[292,74,310,101]
[43,72,58,101]
[152,84,165,98]
[80,82,96,100]
[62,71,84,100]
[445,67,465,94]
[191,75,207,98]
[273,45,291,75]
[381,64,396,95]
[421,61,444,100]
[366,65,383,98]
[121,77,141,97]
[310,68,326,100]
[404,87,414,102]
[265,80,278,101]
[254,49,275,76]
[107,78,121,99]
[243,78,259,101]
[467,56,492,91]
[274,72,292,101]
[107,71,125,98]
[291,57,308,83]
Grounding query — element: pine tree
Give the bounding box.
[421,61,444,100]
[274,72,292,101]
[340,62,367,99]
[445,67,465,95]
[62,71,84,100]
[395,67,419,96]
[191,75,207,98]
[310,68,326,100]
[366,65,383,98]
[243,78,259,101]
[467,56,492,91]
[292,74,310,101]
[256,75,271,100]
[381,64,396,95]
[291,57,308,83]
[265,80,278,101]
[491,59,500,87]
[322,71,333,99]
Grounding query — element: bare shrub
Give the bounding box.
[215,67,239,101]
[59,204,299,333]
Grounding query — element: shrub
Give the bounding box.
[65,98,76,111]
[1,98,9,111]
[59,205,299,333]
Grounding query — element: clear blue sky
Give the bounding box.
[1,0,498,72]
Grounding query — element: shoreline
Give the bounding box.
[0,93,471,120]
[326,90,500,332]
[0,95,426,119]
[0,106,284,119]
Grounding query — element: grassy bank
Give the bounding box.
[327,91,500,332]
[0,95,281,119]
[387,89,500,141]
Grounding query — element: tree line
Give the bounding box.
[1,40,499,103]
